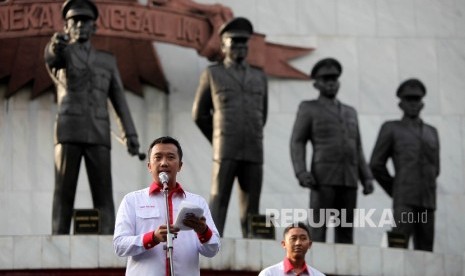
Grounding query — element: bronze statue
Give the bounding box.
[290,58,374,244]
[192,17,268,237]
[370,79,439,251]
[44,0,140,234]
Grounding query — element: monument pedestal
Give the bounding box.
[0,236,462,275]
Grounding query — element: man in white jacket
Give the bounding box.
[113,136,220,276]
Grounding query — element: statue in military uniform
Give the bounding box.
[192,17,268,238]
[370,79,440,251]
[44,0,140,234]
[290,58,374,244]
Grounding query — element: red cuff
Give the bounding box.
[197,226,213,243]
[143,231,159,249]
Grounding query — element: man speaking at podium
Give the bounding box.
[113,136,220,275]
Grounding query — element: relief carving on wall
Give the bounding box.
[0,0,313,99]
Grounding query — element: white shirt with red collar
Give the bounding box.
[113,182,220,276]
[259,257,326,276]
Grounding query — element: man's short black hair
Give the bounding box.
[148,136,183,161]
[283,221,311,239]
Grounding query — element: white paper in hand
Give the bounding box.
[174,201,204,231]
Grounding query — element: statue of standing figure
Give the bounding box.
[192,17,268,238]
[44,0,140,234]
[290,58,374,244]
[370,79,440,251]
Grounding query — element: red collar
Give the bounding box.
[283,257,308,274]
[149,181,186,197]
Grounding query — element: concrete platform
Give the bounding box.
[0,236,463,275]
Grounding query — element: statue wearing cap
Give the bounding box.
[290,57,374,244]
[192,17,268,238]
[62,0,99,20]
[44,0,141,235]
[370,78,440,251]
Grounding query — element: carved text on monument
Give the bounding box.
[1,2,208,50]
[98,6,168,36]
[0,4,58,31]
[0,0,313,99]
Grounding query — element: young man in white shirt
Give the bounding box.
[113,136,220,276]
[259,222,325,276]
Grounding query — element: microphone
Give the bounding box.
[159,172,169,189]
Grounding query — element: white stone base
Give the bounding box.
[0,236,463,275]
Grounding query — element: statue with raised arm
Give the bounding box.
[44,0,140,234]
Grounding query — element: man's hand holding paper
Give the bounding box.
[183,213,208,234]
[174,201,206,232]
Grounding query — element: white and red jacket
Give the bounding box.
[113,182,220,276]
